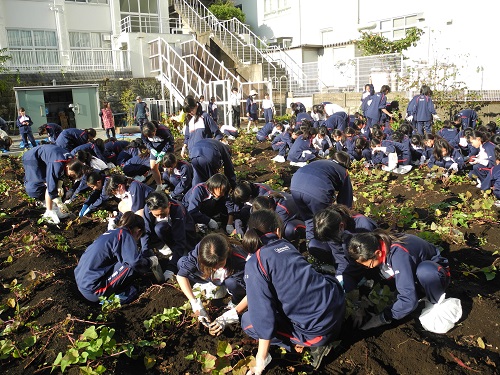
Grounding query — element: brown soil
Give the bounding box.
[0,135,499,375]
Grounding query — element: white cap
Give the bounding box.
[249,89,257,96]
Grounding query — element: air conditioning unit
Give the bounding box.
[102,34,111,41]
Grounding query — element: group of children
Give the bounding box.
[18,90,477,371]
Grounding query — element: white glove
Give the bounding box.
[42,209,60,224]
[449,163,458,172]
[180,145,187,159]
[420,155,426,165]
[433,114,441,121]
[107,217,117,231]
[64,199,72,205]
[148,256,164,283]
[57,180,64,198]
[208,219,219,230]
[190,298,210,327]
[52,197,69,214]
[209,307,239,336]
[351,306,366,329]
[246,354,272,375]
[226,224,235,235]
[361,312,390,330]
[459,138,468,147]
[406,115,414,122]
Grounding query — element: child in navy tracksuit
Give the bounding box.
[325,112,349,133]
[290,102,306,115]
[427,138,465,172]
[468,130,496,188]
[189,138,236,188]
[348,231,450,330]
[287,127,317,164]
[142,121,175,188]
[106,174,154,218]
[256,121,277,142]
[116,140,142,166]
[453,109,478,130]
[17,107,37,149]
[246,91,259,133]
[483,145,500,203]
[38,123,62,144]
[104,139,130,165]
[290,152,353,241]
[271,124,293,158]
[364,85,392,131]
[162,153,193,201]
[227,181,273,236]
[182,173,230,230]
[252,193,305,243]
[312,126,333,157]
[294,112,314,131]
[78,172,110,217]
[74,212,155,303]
[141,192,197,276]
[55,128,97,151]
[349,136,371,161]
[438,121,459,144]
[208,97,218,123]
[181,95,222,159]
[241,210,345,372]
[408,85,438,135]
[311,204,378,291]
[70,142,107,163]
[122,153,151,179]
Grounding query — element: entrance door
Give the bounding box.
[72,87,99,129]
[16,90,47,127]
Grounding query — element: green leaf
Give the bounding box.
[216,341,232,357]
[82,326,98,340]
[200,352,217,372]
[144,354,156,370]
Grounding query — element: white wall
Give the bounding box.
[65,3,112,33]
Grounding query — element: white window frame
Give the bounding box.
[378,14,418,40]
[65,0,109,4]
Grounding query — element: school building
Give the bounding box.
[1,0,499,126]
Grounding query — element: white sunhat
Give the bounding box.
[249,89,258,96]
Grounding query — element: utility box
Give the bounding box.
[14,84,100,129]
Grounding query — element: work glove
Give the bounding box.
[246,354,272,375]
[208,219,219,230]
[57,180,64,198]
[52,197,69,214]
[459,138,468,147]
[190,298,210,327]
[420,155,426,165]
[42,209,60,224]
[406,115,414,122]
[226,224,235,235]
[107,217,118,231]
[360,312,391,330]
[433,114,441,121]
[64,198,73,205]
[209,307,239,336]
[148,256,164,283]
[79,204,90,217]
[150,149,158,157]
[449,163,458,172]
[180,145,187,159]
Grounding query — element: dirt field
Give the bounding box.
[0,134,499,375]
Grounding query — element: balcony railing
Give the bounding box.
[120,15,184,34]
[6,49,130,72]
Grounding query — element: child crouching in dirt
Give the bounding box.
[74,212,161,304]
[176,233,248,336]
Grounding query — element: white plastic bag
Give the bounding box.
[419,293,462,334]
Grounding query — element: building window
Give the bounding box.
[379,14,418,40]
[7,29,59,66]
[65,0,109,4]
[321,29,334,45]
[264,0,291,16]
[69,32,111,49]
[120,0,161,33]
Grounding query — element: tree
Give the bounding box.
[399,62,485,120]
[356,28,424,56]
[209,1,245,23]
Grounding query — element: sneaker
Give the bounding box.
[310,343,333,370]
[252,126,259,133]
[227,135,236,141]
[158,244,173,257]
[393,165,413,174]
[272,155,286,163]
[290,161,307,167]
[476,179,481,188]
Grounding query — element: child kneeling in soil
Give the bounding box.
[176,233,248,336]
[74,212,161,304]
[242,210,345,373]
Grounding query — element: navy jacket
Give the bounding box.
[142,124,175,154]
[163,160,193,201]
[56,128,91,151]
[182,183,228,225]
[184,113,222,151]
[17,114,33,134]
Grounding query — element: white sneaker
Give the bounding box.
[476,178,481,188]
[227,135,236,141]
[42,210,60,224]
[252,126,259,133]
[290,161,307,167]
[272,155,286,163]
[158,244,173,257]
[393,165,413,174]
[134,175,146,182]
[494,200,500,208]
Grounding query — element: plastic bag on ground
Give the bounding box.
[419,293,462,334]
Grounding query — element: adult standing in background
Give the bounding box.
[246,89,259,134]
[230,87,241,129]
[101,102,116,139]
[17,107,37,149]
[134,96,149,129]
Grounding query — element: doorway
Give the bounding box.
[44,90,75,128]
